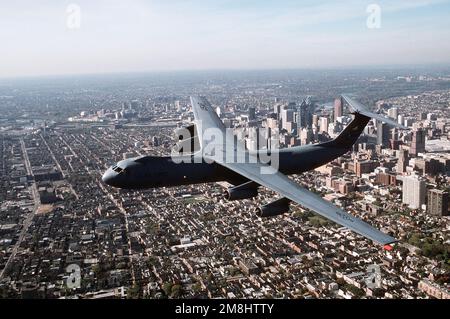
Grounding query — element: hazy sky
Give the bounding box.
[1,0,450,77]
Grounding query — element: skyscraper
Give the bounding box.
[334,97,343,122]
[387,107,398,120]
[297,98,314,128]
[248,107,256,121]
[377,122,390,147]
[411,129,426,156]
[281,109,294,130]
[427,189,449,216]
[397,149,409,173]
[402,174,426,209]
[319,117,329,134]
[273,103,282,120]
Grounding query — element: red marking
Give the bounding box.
[383,244,393,251]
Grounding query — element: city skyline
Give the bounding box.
[2,0,450,78]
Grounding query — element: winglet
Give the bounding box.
[341,94,409,130]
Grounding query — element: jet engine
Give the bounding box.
[256,197,290,217]
[224,181,258,200]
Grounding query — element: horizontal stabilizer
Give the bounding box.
[341,94,408,130]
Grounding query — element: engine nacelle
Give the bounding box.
[256,197,290,217]
[225,188,258,201]
[224,181,258,200]
[174,124,196,141]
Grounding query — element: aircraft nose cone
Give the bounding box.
[102,168,118,186]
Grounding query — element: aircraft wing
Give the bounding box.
[190,95,396,246]
[341,94,408,129]
[212,160,397,246]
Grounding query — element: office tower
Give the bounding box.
[299,128,313,145]
[377,121,390,147]
[334,97,343,122]
[281,109,294,129]
[402,174,426,209]
[391,128,398,141]
[297,98,314,128]
[273,103,282,120]
[319,117,329,134]
[397,149,409,173]
[312,114,319,127]
[427,189,449,216]
[410,129,426,156]
[404,118,414,127]
[248,107,256,121]
[398,114,405,125]
[387,107,398,120]
[283,121,297,134]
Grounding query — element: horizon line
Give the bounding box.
[2,63,450,82]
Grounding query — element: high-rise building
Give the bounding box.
[281,109,294,130]
[418,112,427,120]
[283,121,297,134]
[397,149,409,173]
[410,129,426,156]
[299,127,313,145]
[427,189,449,216]
[273,103,282,120]
[319,117,329,134]
[387,107,398,120]
[248,107,256,121]
[312,114,319,127]
[377,122,390,147]
[334,97,343,122]
[266,117,279,130]
[402,174,426,209]
[297,98,314,128]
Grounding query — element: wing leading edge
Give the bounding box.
[213,160,397,246]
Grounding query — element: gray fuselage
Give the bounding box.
[102,144,348,189]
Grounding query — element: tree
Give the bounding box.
[162,282,173,296]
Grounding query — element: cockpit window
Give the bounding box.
[112,166,124,173]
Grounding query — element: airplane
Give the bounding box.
[102,94,407,249]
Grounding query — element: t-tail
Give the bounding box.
[322,94,408,149]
